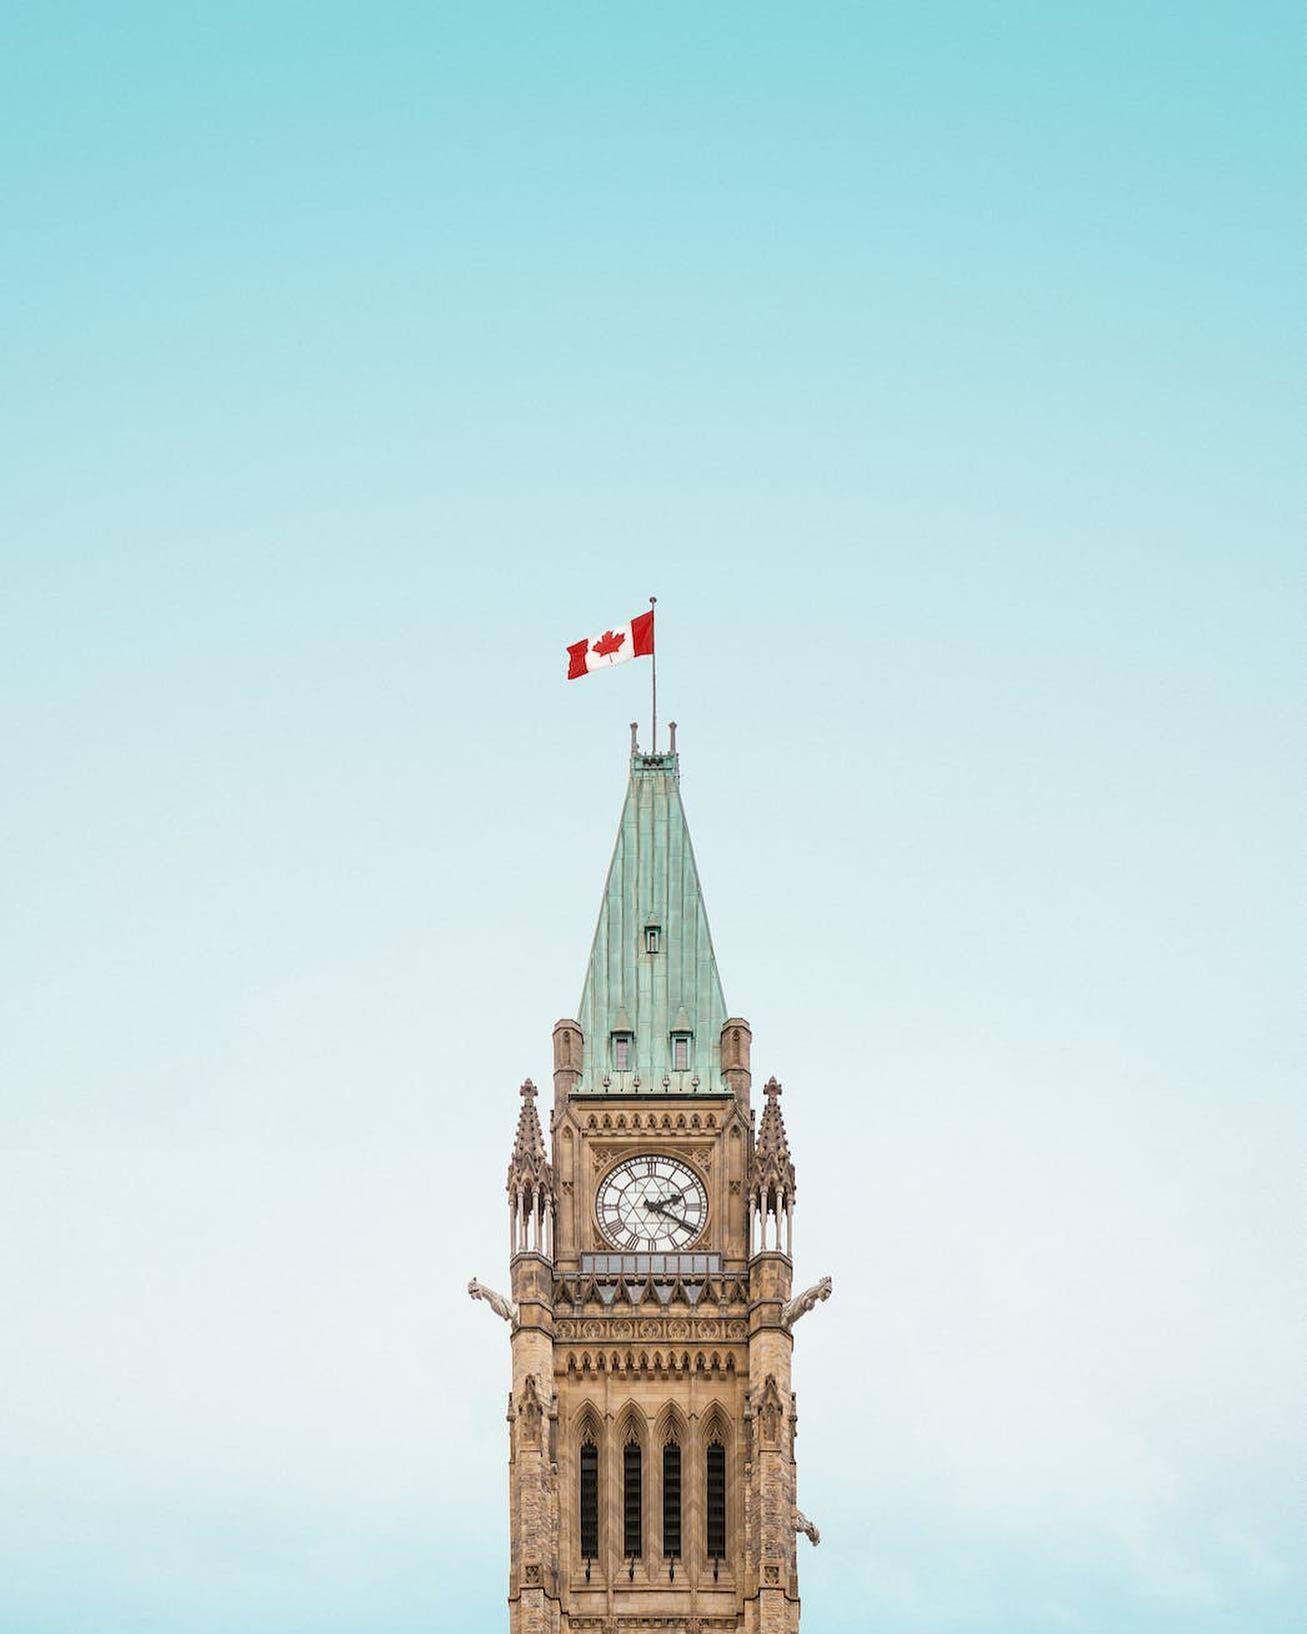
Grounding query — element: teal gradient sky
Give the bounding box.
[2,5,1303,1632]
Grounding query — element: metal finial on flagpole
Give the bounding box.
[649,596,657,753]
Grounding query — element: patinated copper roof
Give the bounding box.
[576,744,727,1094]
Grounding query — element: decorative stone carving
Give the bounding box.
[518,1373,545,1448]
[781,1274,832,1327]
[795,1507,821,1546]
[758,1373,785,1448]
[467,1277,518,1325]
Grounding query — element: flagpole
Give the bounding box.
[649,595,657,752]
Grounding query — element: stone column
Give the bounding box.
[508,1252,560,1634]
[748,1250,800,1634]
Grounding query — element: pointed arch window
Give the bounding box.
[662,1439,682,1558]
[623,1435,643,1558]
[706,1437,726,1561]
[579,1439,599,1561]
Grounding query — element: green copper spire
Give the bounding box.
[576,741,727,1095]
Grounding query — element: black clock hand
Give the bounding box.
[643,1198,694,1229]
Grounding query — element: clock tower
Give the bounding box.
[469,731,831,1633]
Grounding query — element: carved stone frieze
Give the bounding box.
[569,1621,741,1632]
[546,1311,751,1348]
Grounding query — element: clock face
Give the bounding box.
[596,1155,708,1252]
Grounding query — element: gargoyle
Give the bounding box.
[794,1508,821,1546]
[781,1274,832,1327]
[467,1277,518,1325]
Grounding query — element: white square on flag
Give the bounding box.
[566,609,655,679]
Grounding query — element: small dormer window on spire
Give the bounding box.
[671,1032,691,1072]
[644,924,661,954]
[611,1032,632,1072]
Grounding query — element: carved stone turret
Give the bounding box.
[507,1080,554,1261]
[551,1018,582,1119]
[721,1016,752,1103]
[750,1077,797,1257]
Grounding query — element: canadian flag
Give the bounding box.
[566,609,655,679]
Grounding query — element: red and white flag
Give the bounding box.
[566,608,655,679]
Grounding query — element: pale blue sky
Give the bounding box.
[1,5,1303,1632]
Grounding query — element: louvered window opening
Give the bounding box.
[623,1441,643,1557]
[662,1441,682,1557]
[672,1034,690,1070]
[579,1441,599,1560]
[706,1441,726,1560]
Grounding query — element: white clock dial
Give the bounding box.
[595,1155,708,1252]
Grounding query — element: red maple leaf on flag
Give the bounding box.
[591,629,627,657]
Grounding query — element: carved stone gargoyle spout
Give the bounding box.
[467,1277,518,1325]
[794,1507,821,1546]
[781,1274,832,1328]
